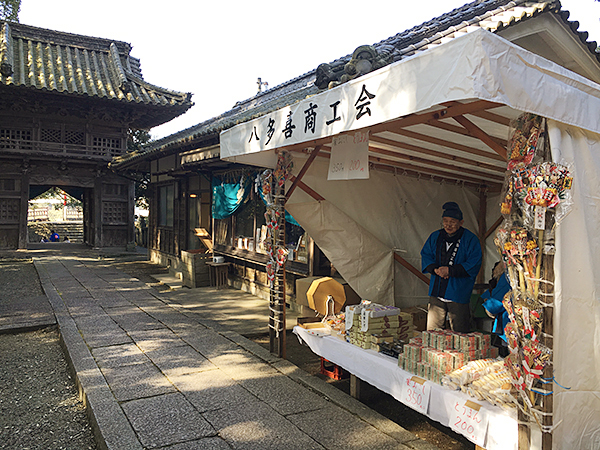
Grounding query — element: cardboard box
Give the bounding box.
[400,306,428,332]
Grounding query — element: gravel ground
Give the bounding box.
[0,259,97,450]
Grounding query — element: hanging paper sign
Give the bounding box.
[534,205,545,230]
[400,376,431,414]
[327,131,370,180]
[450,400,489,447]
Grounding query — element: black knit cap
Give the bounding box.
[442,202,463,221]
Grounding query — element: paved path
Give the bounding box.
[14,250,437,450]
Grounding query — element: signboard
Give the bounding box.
[328,132,370,180]
[400,376,431,414]
[449,399,489,447]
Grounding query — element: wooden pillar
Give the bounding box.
[477,187,487,285]
[127,179,135,245]
[94,176,102,248]
[18,170,29,249]
[541,252,554,449]
[269,175,286,358]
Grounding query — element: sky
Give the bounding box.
[18,0,600,141]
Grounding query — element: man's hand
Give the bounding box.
[434,266,450,279]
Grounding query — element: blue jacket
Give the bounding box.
[421,227,482,304]
[481,273,511,342]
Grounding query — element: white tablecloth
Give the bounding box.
[294,326,524,450]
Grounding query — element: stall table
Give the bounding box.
[205,261,231,288]
[294,326,540,450]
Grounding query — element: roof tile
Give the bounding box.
[0,21,192,113]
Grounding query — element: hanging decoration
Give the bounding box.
[495,113,574,437]
[259,151,293,286]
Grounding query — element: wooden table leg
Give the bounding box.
[350,374,361,399]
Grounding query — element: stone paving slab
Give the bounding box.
[287,404,411,450]
[25,251,438,450]
[122,392,215,449]
[239,372,332,416]
[144,343,216,377]
[170,369,260,413]
[204,402,325,450]
[100,360,176,402]
[92,342,150,368]
[155,437,232,450]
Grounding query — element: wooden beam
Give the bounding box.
[426,120,508,150]
[291,146,504,191]
[484,216,504,241]
[370,162,491,192]
[379,128,506,163]
[367,154,502,187]
[367,146,505,183]
[442,100,512,127]
[372,100,504,134]
[394,252,430,285]
[286,145,321,201]
[288,175,325,201]
[477,189,487,285]
[453,115,508,161]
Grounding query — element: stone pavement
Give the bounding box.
[11,248,439,450]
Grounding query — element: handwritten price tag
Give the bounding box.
[450,400,488,447]
[327,132,369,180]
[400,376,431,414]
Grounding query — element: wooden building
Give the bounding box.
[0,21,192,248]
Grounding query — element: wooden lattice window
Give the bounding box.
[0,198,19,222]
[65,130,85,145]
[0,128,32,149]
[40,128,61,143]
[92,136,123,157]
[102,201,127,224]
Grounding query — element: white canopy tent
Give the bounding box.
[221,29,600,449]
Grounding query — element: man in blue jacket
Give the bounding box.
[421,202,482,332]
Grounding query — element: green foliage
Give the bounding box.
[0,0,20,21]
[127,128,152,208]
[127,128,152,152]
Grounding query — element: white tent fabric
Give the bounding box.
[285,200,395,303]
[548,121,600,450]
[285,156,488,306]
[221,29,600,165]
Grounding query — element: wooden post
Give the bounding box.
[477,187,487,285]
[269,174,287,358]
[541,251,554,449]
[18,170,29,249]
[94,176,102,248]
[350,374,361,399]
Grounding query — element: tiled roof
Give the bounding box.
[112,0,599,168]
[0,21,193,118]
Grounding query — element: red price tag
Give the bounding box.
[400,376,431,414]
[450,400,488,447]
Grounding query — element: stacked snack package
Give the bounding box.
[442,359,516,409]
[397,329,498,384]
[345,301,413,352]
